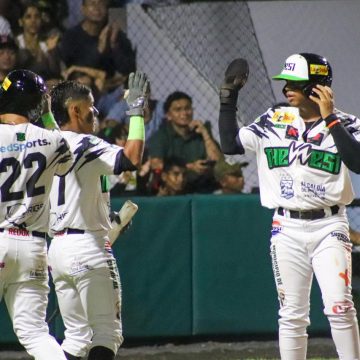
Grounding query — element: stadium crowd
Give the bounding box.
[0,0,245,197]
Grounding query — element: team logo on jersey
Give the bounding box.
[271,111,295,124]
[285,125,299,140]
[331,231,350,243]
[307,133,324,145]
[280,175,294,199]
[16,132,25,141]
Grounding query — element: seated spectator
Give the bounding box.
[148,91,223,194]
[16,1,61,78]
[0,0,21,35]
[63,65,106,104]
[157,157,187,197]
[0,35,18,82]
[350,228,360,245]
[58,0,136,87]
[213,160,248,195]
[103,85,165,140]
[36,0,68,38]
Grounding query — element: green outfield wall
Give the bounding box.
[0,195,329,345]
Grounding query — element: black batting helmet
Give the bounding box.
[0,69,47,122]
[272,53,332,97]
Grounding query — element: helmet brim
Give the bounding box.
[272,74,309,81]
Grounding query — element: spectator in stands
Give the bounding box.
[213,159,248,195]
[350,228,360,245]
[157,157,187,197]
[59,0,136,88]
[0,0,22,35]
[0,34,18,82]
[16,1,61,78]
[62,65,107,105]
[36,0,69,38]
[102,85,165,140]
[148,91,223,194]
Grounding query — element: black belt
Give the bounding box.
[0,228,46,239]
[54,228,85,235]
[277,205,339,220]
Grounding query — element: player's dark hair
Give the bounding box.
[163,91,192,113]
[50,80,92,127]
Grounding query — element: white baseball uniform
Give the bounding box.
[0,123,72,360]
[48,131,124,358]
[239,106,360,359]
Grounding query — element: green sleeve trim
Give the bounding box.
[127,115,145,140]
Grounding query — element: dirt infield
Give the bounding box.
[0,337,338,359]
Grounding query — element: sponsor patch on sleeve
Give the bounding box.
[271,111,295,124]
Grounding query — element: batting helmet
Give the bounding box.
[0,69,47,122]
[272,53,332,97]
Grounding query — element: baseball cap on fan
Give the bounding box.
[214,160,249,182]
[272,53,332,86]
[0,34,18,51]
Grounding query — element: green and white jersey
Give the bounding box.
[0,123,72,231]
[49,131,124,235]
[239,106,360,210]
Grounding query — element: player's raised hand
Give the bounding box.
[220,58,249,106]
[125,71,150,116]
[309,84,335,120]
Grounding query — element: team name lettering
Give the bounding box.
[264,146,341,174]
[308,150,341,174]
[265,147,289,168]
[284,62,296,71]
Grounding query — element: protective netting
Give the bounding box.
[126,2,276,192]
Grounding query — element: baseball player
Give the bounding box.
[219,53,360,359]
[0,69,73,360]
[47,72,149,360]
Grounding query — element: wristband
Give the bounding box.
[323,113,338,126]
[41,112,59,130]
[127,116,145,140]
[327,119,341,129]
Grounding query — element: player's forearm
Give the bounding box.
[123,114,145,167]
[327,122,360,173]
[123,140,144,168]
[218,104,244,155]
